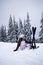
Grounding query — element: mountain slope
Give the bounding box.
[0,42,43,65]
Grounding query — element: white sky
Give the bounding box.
[0,0,43,39]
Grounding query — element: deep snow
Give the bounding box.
[0,42,43,65]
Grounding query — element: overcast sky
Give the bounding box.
[0,0,43,39]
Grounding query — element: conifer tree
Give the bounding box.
[19,18,24,34]
[24,12,32,42]
[0,25,7,42]
[39,12,43,43]
[11,16,18,42]
[7,15,13,42]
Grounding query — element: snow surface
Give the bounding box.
[0,42,43,65]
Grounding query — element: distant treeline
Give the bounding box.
[0,12,43,43]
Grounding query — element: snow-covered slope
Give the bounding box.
[0,42,43,65]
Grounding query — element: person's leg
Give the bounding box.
[13,42,20,51]
[14,38,23,51]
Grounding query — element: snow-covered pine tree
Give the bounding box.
[24,12,32,42]
[4,27,7,42]
[39,12,43,43]
[0,28,1,41]
[19,18,24,34]
[11,16,18,42]
[0,25,7,42]
[15,22,18,42]
[7,15,13,42]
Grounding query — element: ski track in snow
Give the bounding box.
[0,42,43,65]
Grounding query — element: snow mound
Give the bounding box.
[0,42,43,65]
